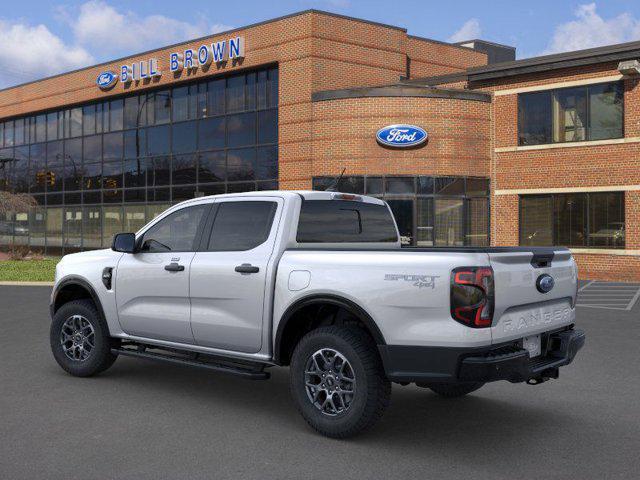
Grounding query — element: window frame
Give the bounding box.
[517,81,624,146]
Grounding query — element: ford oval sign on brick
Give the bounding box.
[96,71,118,90]
[376,124,427,148]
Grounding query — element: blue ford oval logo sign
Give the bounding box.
[376,124,428,148]
[96,71,118,90]
[536,274,555,294]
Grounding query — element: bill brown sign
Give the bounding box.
[97,36,245,89]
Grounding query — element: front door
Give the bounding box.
[115,203,210,344]
[189,197,281,353]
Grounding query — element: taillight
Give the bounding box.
[450,266,494,328]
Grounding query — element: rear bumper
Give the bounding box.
[379,327,585,384]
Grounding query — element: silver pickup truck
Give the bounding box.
[49,190,585,438]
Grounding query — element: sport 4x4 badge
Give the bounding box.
[384,274,439,289]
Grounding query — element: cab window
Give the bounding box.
[140,205,208,252]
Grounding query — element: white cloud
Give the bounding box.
[0,20,93,88]
[448,18,481,43]
[542,3,640,54]
[68,1,232,57]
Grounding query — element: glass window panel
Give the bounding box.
[140,204,207,252]
[124,96,139,129]
[257,109,277,144]
[28,144,46,193]
[109,99,124,131]
[256,146,278,180]
[198,151,225,183]
[47,193,63,206]
[29,207,46,248]
[103,132,123,160]
[588,192,625,248]
[83,106,96,136]
[148,156,171,186]
[64,207,83,248]
[227,148,255,181]
[172,86,189,122]
[188,85,198,120]
[208,201,277,251]
[46,207,63,247]
[552,87,587,143]
[226,75,245,113]
[13,146,29,193]
[83,190,101,204]
[83,135,102,163]
[435,177,464,195]
[198,117,225,150]
[435,198,464,246]
[147,125,170,155]
[146,204,170,221]
[518,91,552,146]
[102,206,123,247]
[466,178,490,197]
[417,176,434,195]
[0,212,13,247]
[70,108,82,137]
[386,177,414,194]
[387,199,414,246]
[554,194,586,247]
[64,191,81,205]
[102,187,122,203]
[312,177,332,191]
[520,196,553,246]
[257,180,278,191]
[64,153,82,192]
[82,162,101,191]
[124,129,146,158]
[82,206,102,248]
[466,198,488,246]
[0,148,12,191]
[124,205,146,232]
[102,160,123,190]
[172,153,197,185]
[416,198,433,246]
[197,83,207,118]
[207,79,225,116]
[0,122,4,148]
[124,158,146,188]
[36,115,46,143]
[246,72,256,110]
[172,185,197,201]
[366,177,383,195]
[589,82,623,141]
[14,118,25,145]
[149,187,170,202]
[46,141,64,193]
[124,188,146,203]
[198,183,225,196]
[95,103,104,134]
[268,67,279,108]
[338,176,364,194]
[154,91,171,124]
[257,70,268,110]
[227,112,256,148]
[227,182,256,193]
[172,121,197,154]
[12,210,29,246]
[5,121,14,146]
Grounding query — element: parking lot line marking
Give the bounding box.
[578,280,595,292]
[576,305,627,310]
[625,287,640,311]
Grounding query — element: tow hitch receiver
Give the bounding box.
[526,367,559,385]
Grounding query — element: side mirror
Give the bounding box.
[112,233,137,253]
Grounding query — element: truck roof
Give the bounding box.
[174,190,387,207]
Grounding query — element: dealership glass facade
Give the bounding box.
[312,175,490,246]
[0,66,278,253]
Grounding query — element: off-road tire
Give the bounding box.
[289,326,391,438]
[50,299,119,377]
[426,382,485,398]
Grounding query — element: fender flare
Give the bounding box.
[273,294,386,365]
[50,276,107,326]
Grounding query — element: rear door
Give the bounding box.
[189,197,282,353]
[488,248,577,344]
[115,203,210,344]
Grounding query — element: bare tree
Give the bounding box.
[0,191,37,216]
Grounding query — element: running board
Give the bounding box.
[111,346,270,380]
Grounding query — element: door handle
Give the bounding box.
[235,263,260,274]
[164,262,185,272]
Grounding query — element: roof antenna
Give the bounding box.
[325,168,346,192]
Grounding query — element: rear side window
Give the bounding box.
[207,201,277,251]
[297,200,398,243]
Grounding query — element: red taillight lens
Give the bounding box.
[450,266,494,328]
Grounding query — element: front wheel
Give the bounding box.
[289,326,391,438]
[50,299,119,377]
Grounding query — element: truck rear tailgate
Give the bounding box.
[488,248,577,344]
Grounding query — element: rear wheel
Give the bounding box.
[289,326,391,438]
[425,382,485,398]
[50,299,118,377]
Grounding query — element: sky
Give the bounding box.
[1,0,640,88]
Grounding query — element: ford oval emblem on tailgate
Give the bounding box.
[536,274,555,293]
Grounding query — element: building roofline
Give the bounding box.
[312,84,491,103]
[400,71,469,86]
[406,34,479,53]
[0,9,408,94]
[467,40,640,81]
[453,39,516,51]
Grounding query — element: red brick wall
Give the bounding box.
[406,37,487,79]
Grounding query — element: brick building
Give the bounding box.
[0,10,638,281]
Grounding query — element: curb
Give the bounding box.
[0,281,54,286]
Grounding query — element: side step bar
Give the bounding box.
[111,345,270,380]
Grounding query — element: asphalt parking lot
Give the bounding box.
[1,285,639,480]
